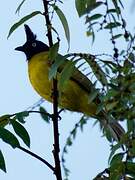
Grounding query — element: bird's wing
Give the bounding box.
[57,57,96,94]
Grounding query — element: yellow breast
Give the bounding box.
[28,52,52,102]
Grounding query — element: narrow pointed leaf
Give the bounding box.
[0,115,10,127]
[58,61,76,90]
[11,120,30,148]
[0,127,20,148]
[15,0,26,14]
[75,0,103,17]
[0,150,6,173]
[15,111,29,123]
[39,107,50,123]
[75,0,86,17]
[8,11,42,38]
[52,5,70,50]
[85,57,108,86]
[104,22,121,29]
[49,42,59,61]
[49,54,66,80]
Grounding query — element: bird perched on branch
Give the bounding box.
[15,24,125,141]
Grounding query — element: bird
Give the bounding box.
[15,24,125,141]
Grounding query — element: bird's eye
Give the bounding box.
[32,42,36,47]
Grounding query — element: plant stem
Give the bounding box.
[42,0,62,179]
[18,146,54,171]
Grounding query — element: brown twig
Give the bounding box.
[42,0,62,179]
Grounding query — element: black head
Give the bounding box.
[15,24,49,60]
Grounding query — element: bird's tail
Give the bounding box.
[96,112,125,142]
[105,121,125,142]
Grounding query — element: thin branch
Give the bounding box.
[42,0,62,180]
[28,110,52,118]
[18,146,54,171]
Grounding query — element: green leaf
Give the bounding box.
[104,22,121,29]
[58,61,76,91]
[127,119,135,132]
[86,1,103,13]
[7,11,42,38]
[86,13,102,23]
[71,128,77,139]
[39,107,50,123]
[108,143,122,164]
[0,127,20,148]
[80,116,87,131]
[128,53,135,62]
[52,5,70,50]
[126,162,135,175]
[106,101,118,111]
[75,0,86,17]
[49,54,66,80]
[75,0,103,17]
[66,137,72,146]
[85,57,108,86]
[49,42,59,62]
[15,0,26,14]
[15,111,29,123]
[0,150,6,173]
[112,34,123,40]
[110,153,124,166]
[107,8,120,14]
[11,120,30,147]
[0,115,10,127]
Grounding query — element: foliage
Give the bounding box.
[1,0,135,179]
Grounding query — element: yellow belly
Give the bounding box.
[28,52,97,116]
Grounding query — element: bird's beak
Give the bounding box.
[15,46,24,52]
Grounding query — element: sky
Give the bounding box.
[0,0,134,180]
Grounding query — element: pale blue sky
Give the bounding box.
[0,0,134,180]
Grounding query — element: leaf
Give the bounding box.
[15,0,26,14]
[86,13,103,23]
[52,5,70,49]
[11,120,30,147]
[128,53,135,62]
[0,150,6,173]
[71,128,77,139]
[0,127,20,148]
[75,0,86,17]
[106,101,118,111]
[15,111,29,123]
[75,0,103,17]
[58,61,76,91]
[0,115,10,127]
[66,137,72,146]
[85,57,108,86]
[126,162,135,175]
[86,1,103,13]
[49,54,66,80]
[7,11,42,38]
[49,42,59,62]
[112,34,123,40]
[110,153,124,166]
[107,8,120,14]
[108,143,122,164]
[80,116,87,131]
[39,107,50,123]
[104,22,121,29]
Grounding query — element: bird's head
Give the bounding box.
[15,24,49,60]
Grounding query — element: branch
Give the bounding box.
[18,146,54,171]
[42,1,62,180]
